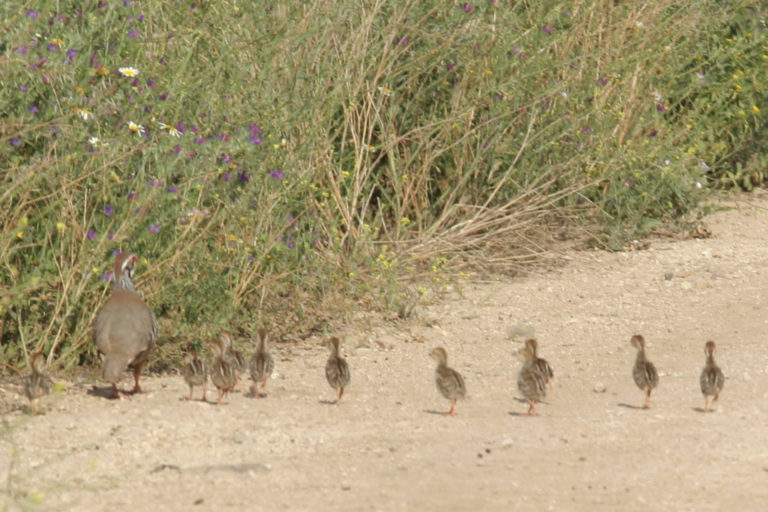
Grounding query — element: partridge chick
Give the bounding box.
[325,337,350,405]
[517,342,548,416]
[182,350,207,401]
[221,333,246,389]
[249,328,275,398]
[210,337,237,405]
[24,351,53,413]
[428,347,466,415]
[93,252,157,399]
[700,340,725,412]
[525,338,554,393]
[630,334,659,409]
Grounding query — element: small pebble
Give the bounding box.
[593,382,606,393]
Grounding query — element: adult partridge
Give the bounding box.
[93,252,157,399]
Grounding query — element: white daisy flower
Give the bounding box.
[78,108,92,121]
[119,67,139,77]
[88,136,107,147]
[128,121,146,136]
[167,126,182,138]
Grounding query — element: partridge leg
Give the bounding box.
[442,398,457,416]
[336,388,344,405]
[525,401,538,416]
[642,388,651,409]
[112,383,129,400]
[704,395,711,413]
[200,384,207,402]
[131,369,144,394]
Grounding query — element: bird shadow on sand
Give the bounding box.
[86,386,123,400]
[507,411,534,417]
[423,409,452,416]
[318,399,339,405]
[617,402,648,410]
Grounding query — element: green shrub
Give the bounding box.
[0,0,763,370]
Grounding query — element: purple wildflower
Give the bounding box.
[542,26,554,34]
[175,122,185,134]
[147,78,156,88]
[16,46,29,55]
[46,43,59,52]
[148,223,161,234]
[221,171,232,181]
[26,10,39,19]
[19,84,28,92]
[623,179,635,189]
[249,135,262,145]
[100,271,114,282]
[269,169,284,180]
[128,190,137,200]
[173,145,181,155]
[460,3,474,12]
[399,37,409,45]
[194,137,206,145]
[104,204,114,217]
[29,105,39,114]
[10,138,21,146]
[656,104,665,112]
[159,92,169,100]
[167,185,179,193]
[66,48,78,62]
[648,129,658,137]
[581,125,591,134]
[248,124,261,136]
[220,153,233,164]
[238,171,250,183]
[129,29,140,38]
[87,229,97,241]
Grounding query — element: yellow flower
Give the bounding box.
[119,67,139,77]
[377,86,392,96]
[95,66,110,76]
[16,232,24,239]
[56,222,66,232]
[74,85,86,95]
[753,105,761,113]
[49,38,64,47]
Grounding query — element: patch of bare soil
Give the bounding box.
[3,191,768,511]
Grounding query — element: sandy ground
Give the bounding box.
[3,191,768,511]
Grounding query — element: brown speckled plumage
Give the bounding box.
[429,347,466,416]
[700,341,724,412]
[525,339,554,392]
[182,350,207,401]
[325,337,350,405]
[210,337,237,405]
[249,328,275,397]
[630,334,658,409]
[24,352,52,413]
[517,343,548,416]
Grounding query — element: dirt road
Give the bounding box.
[2,191,768,511]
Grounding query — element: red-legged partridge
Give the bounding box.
[325,337,350,405]
[700,340,724,412]
[210,337,237,405]
[517,342,548,416]
[93,252,157,399]
[24,351,53,413]
[182,350,207,401]
[429,347,466,416]
[630,334,658,409]
[249,328,275,397]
